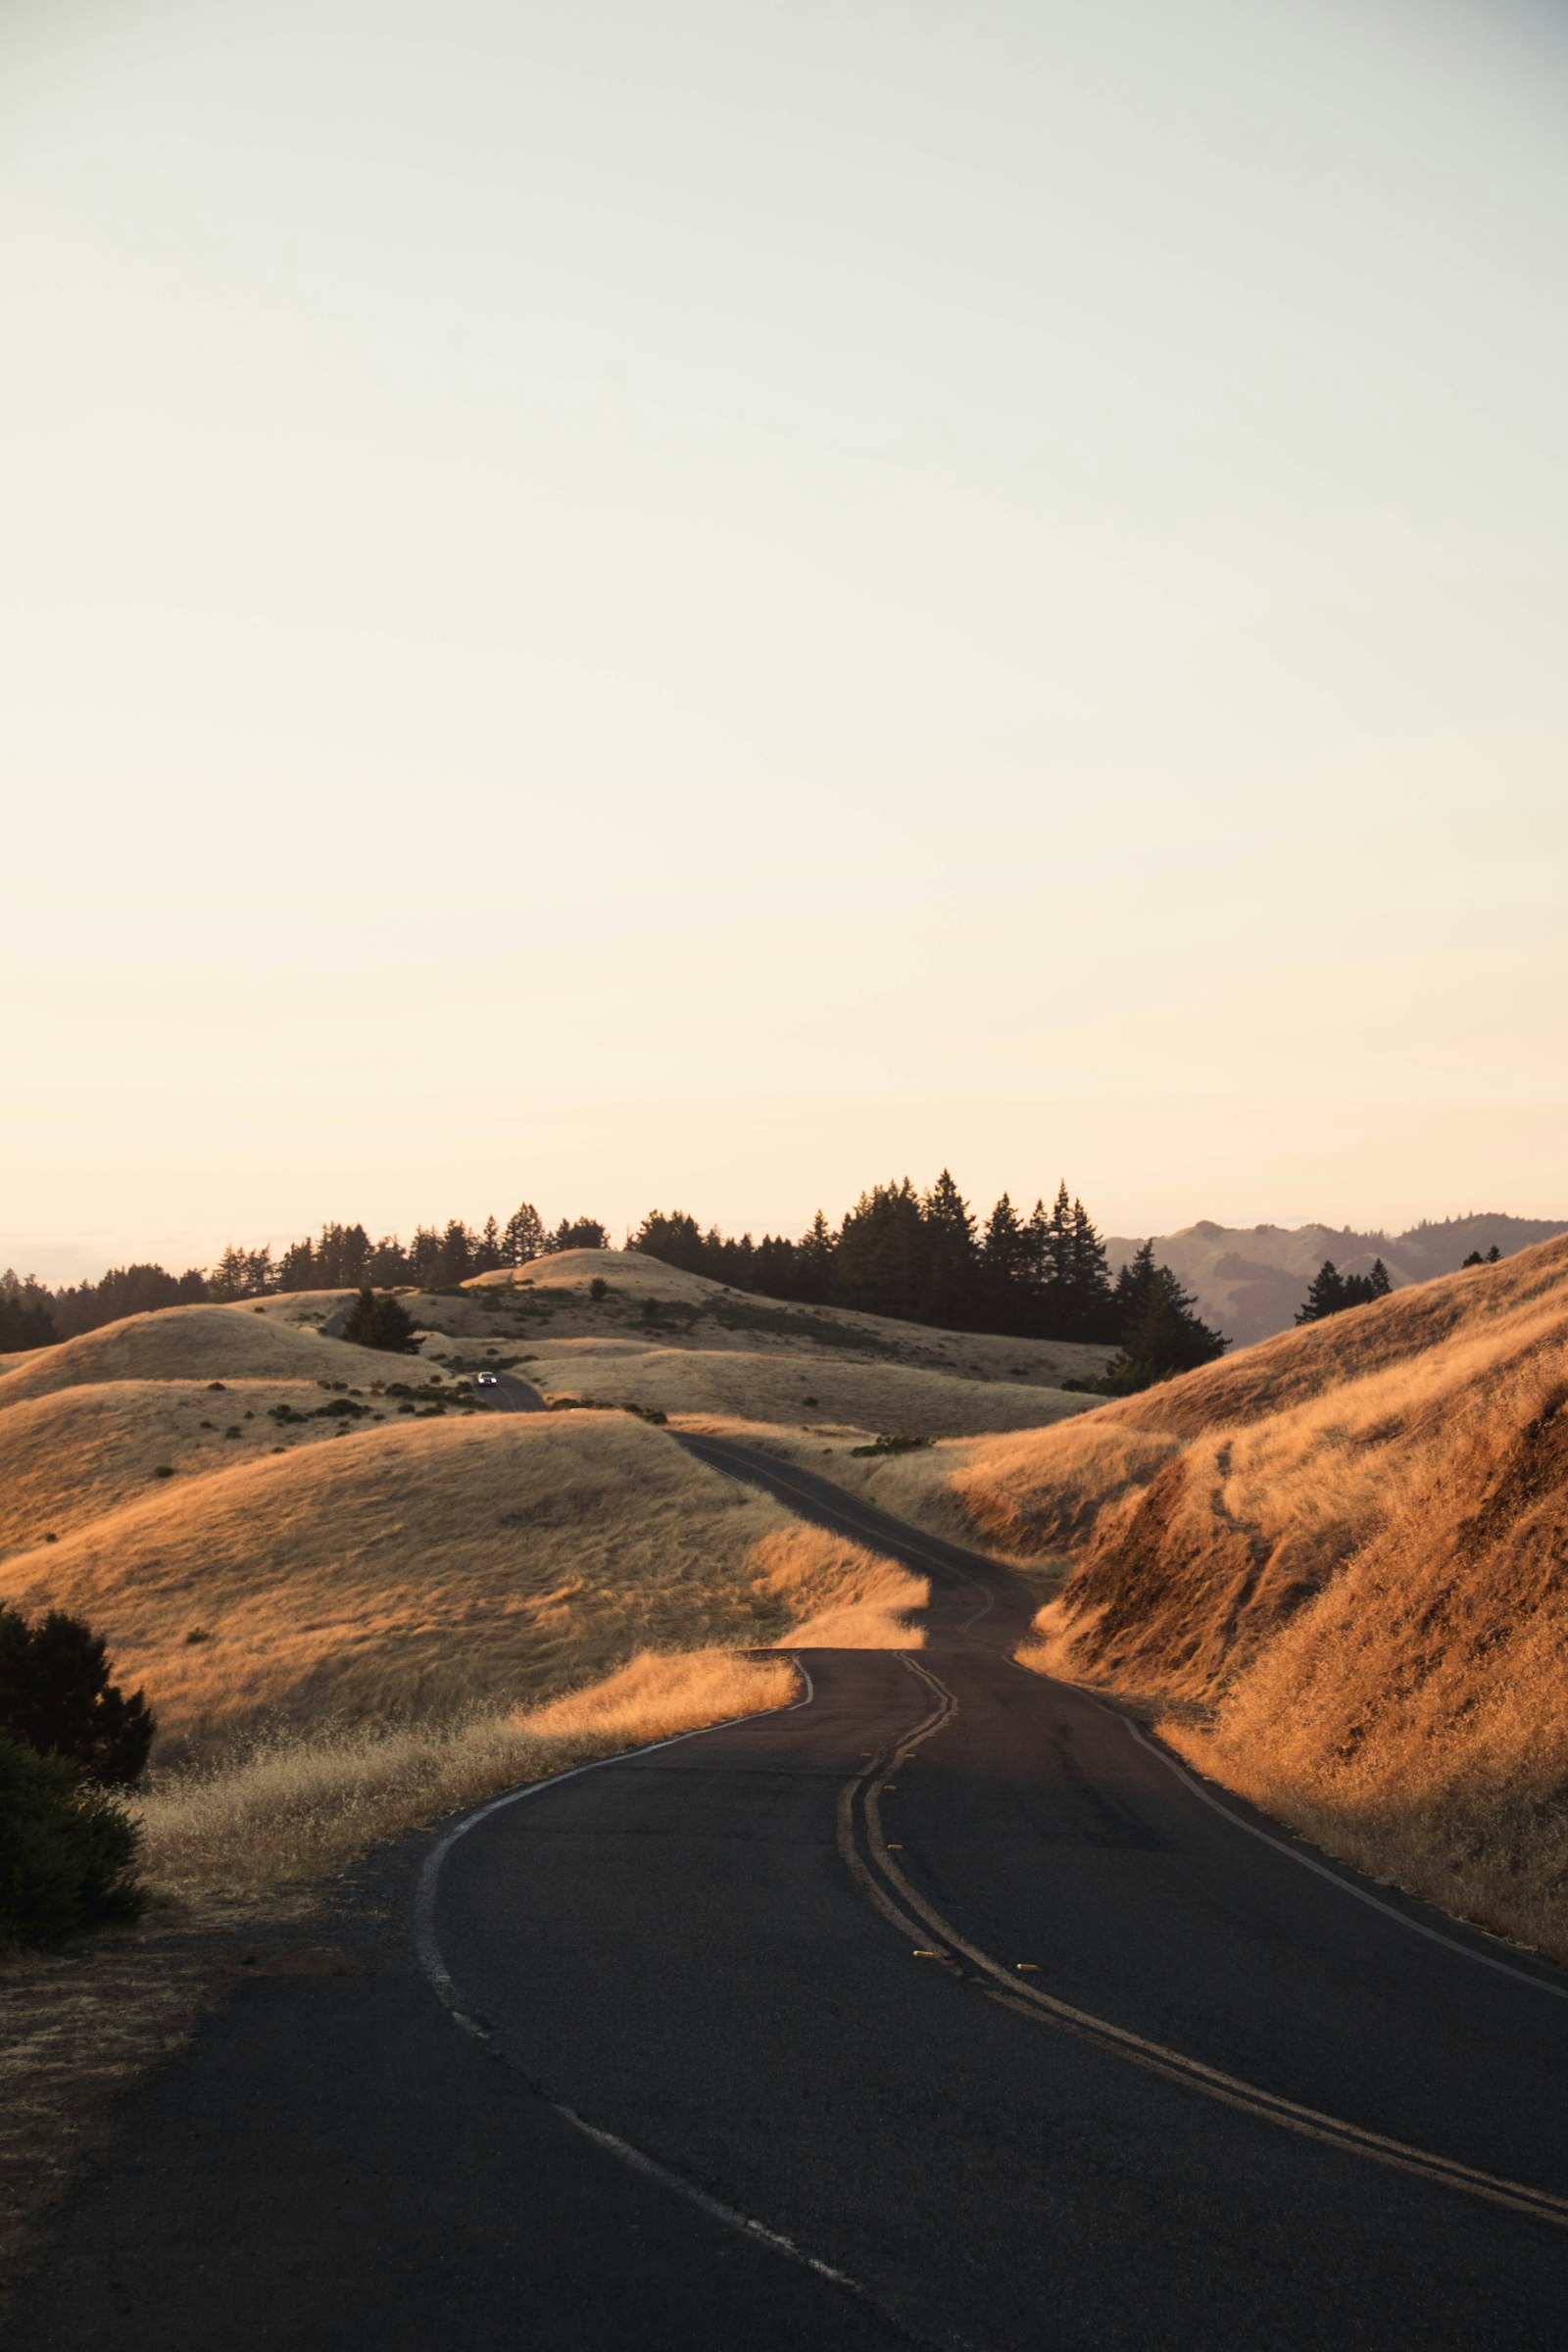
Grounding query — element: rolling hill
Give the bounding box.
[0,1288,939,1910]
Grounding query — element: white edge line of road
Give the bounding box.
[1075,1685,1568,2004]
[686,1442,1568,2000]
[409,1662,942,2332]
[413,1659,817,2017]
[694,1440,1568,2004]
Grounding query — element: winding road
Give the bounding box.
[12,1430,1568,2348]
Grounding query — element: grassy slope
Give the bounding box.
[0,1408,921,1762]
[0,1379,416,1555]
[0,1304,398,1403]
[931,1237,1568,1957]
[455,1247,1117,1387]
[526,1340,1102,1441]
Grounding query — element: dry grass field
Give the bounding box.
[0,1294,934,2284]
[0,1296,934,1906]
[0,1378,437,1556]
[523,1339,1102,1441]
[0,1407,920,1770]
[0,1304,396,1404]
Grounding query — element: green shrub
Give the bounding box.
[339,1288,418,1353]
[0,1607,156,1787]
[588,1276,609,1301]
[849,1433,931,1458]
[0,1732,145,1951]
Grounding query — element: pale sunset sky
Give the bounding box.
[4,0,1566,1279]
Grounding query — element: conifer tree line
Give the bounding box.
[630,1176,1227,1373]
[1,1176,1229,1379]
[1294,1257,1393,1325]
[0,1208,606,1345]
[632,1177,1129,1341]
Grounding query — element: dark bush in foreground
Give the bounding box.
[0,1733,145,1951]
[0,1607,155,1787]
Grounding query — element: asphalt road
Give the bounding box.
[477,1369,547,1411]
[11,1438,1568,2349]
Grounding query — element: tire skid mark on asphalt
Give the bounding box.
[837,1659,1568,2232]
[416,1665,976,2352]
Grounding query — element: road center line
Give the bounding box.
[837,1661,1568,2231]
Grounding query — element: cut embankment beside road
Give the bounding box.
[922,1237,1568,1960]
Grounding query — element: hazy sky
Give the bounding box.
[5,0,1566,1279]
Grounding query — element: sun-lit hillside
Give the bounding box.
[952,1235,1568,1957]
[0,1378,433,1556]
[0,1409,921,1762]
[0,1293,932,1931]
[0,1303,396,1405]
[470,1246,717,1303]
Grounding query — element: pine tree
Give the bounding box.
[1106,1242,1227,1390]
[0,1607,155,1787]
[920,1170,978,1327]
[795,1210,836,1302]
[1067,1196,1115,1340]
[473,1217,503,1275]
[431,1220,472,1288]
[0,1272,56,1350]
[1037,1181,1074,1306]
[551,1217,608,1252]
[209,1246,251,1301]
[980,1193,1032,1332]
[408,1226,443,1286]
[633,1211,706,1273]
[315,1223,369,1288]
[835,1181,925,1319]
[1295,1260,1347,1324]
[1297,1256,1392,1322]
[502,1202,547,1266]
[366,1234,409,1285]
[276,1238,317,1292]
[340,1288,417,1353]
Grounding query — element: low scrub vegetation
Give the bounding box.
[0,1736,144,1952]
[0,1606,152,1951]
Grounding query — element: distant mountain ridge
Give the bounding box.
[1104,1214,1568,1347]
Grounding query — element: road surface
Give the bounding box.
[10,1438,1568,2348]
